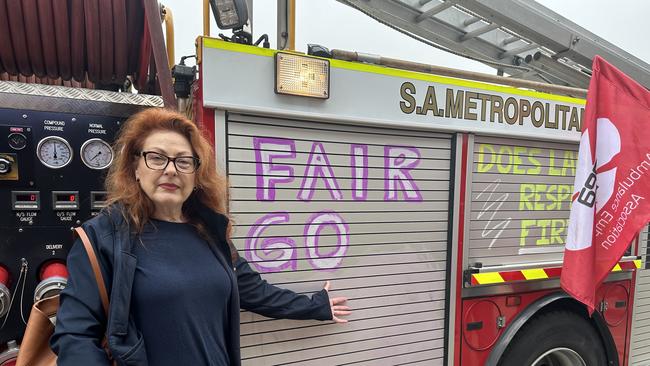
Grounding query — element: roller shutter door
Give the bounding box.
[468,136,578,266]
[226,113,453,365]
[631,227,650,365]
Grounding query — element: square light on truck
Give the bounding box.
[275,53,330,99]
[210,0,248,29]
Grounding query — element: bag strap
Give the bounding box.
[74,227,109,317]
[74,227,118,366]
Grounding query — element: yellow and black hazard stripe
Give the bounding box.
[469,260,642,286]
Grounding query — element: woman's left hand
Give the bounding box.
[324,281,352,323]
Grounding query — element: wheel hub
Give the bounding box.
[531,347,586,366]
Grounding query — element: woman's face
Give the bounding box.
[135,130,196,216]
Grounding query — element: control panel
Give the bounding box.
[0,108,121,345]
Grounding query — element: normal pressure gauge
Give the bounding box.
[80,138,113,169]
[36,136,73,169]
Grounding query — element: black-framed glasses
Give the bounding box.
[139,151,200,174]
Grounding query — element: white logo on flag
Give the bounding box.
[566,118,621,251]
[594,118,621,210]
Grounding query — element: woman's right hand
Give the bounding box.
[324,281,352,323]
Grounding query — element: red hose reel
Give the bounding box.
[0,0,147,88]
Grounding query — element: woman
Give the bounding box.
[51,108,351,365]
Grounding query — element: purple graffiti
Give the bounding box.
[246,139,428,273]
[303,211,349,271]
[254,137,296,201]
[245,212,297,272]
[384,146,423,201]
[351,144,369,201]
[298,142,343,201]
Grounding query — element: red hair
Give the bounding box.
[105,108,229,237]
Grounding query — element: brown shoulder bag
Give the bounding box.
[15,227,115,366]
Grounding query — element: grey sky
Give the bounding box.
[165,1,650,77]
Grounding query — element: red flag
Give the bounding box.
[561,56,650,314]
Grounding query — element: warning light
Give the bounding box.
[275,53,330,99]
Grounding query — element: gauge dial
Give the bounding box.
[80,138,113,170]
[36,136,73,169]
[8,133,27,150]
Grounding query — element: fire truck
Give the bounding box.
[1,1,650,365]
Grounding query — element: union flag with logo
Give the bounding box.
[561,56,650,314]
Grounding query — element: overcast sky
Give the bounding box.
[165,0,650,77]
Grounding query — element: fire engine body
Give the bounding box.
[191,38,649,365]
[1,2,650,366]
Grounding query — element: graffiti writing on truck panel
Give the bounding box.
[475,143,576,252]
[475,179,511,249]
[246,137,423,272]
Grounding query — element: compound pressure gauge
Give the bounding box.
[36,136,73,169]
[80,138,113,170]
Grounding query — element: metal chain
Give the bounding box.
[19,258,29,324]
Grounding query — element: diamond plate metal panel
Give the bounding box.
[0,81,163,107]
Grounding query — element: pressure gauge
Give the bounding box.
[80,138,113,169]
[8,133,27,150]
[36,136,73,169]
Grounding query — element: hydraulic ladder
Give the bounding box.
[337,0,650,89]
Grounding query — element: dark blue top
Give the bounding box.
[131,219,232,366]
[52,204,333,366]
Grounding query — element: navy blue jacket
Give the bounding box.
[50,205,332,365]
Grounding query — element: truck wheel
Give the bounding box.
[498,310,607,366]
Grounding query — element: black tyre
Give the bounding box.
[497,310,608,366]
